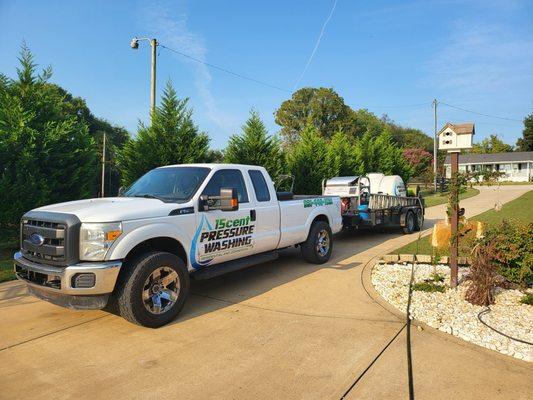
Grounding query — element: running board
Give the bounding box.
[191,251,279,280]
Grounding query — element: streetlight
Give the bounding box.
[131,37,158,121]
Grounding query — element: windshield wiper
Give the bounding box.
[132,194,167,202]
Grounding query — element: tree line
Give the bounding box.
[1,46,531,238]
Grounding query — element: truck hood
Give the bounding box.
[33,197,185,222]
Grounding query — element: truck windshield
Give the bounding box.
[124,167,210,202]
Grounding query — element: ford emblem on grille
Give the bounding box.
[30,233,45,246]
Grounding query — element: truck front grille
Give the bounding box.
[22,219,67,262]
[20,212,81,266]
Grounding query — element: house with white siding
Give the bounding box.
[444,152,533,182]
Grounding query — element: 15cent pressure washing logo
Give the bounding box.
[190,214,255,269]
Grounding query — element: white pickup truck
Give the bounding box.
[14,164,342,327]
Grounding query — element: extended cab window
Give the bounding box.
[202,169,249,203]
[248,170,270,202]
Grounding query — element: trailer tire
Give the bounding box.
[301,221,333,264]
[414,208,424,231]
[116,251,189,328]
[402,211,415,234]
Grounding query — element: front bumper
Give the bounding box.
[14,251,122,310]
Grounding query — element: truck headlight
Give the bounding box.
[80,222,122,261]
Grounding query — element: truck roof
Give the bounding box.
[158,163,267,170]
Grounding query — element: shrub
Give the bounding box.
[520,293,533,306]
[482,220,533,286]
[465,240,500,306]
[412,282,445,292]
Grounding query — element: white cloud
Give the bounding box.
[138,0,237,133]
[423,23,533,95]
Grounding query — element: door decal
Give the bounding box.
[190,214,255,269]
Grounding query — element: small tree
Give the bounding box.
[516,113,533,151]
[118,81,210,186]
[471,134,513,154]
[287,123,328,194]
[403,148,432,180]
[224,110,284,181]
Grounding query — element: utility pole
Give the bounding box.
[433,99,438,192]
[131,37,158,122]
[150,38,157,119]
[101,132,106,197]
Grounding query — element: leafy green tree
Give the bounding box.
[472,134,513,154]
[275,87,354,145]
[325,129,356,177]
[118,81,210,186]
[516,114,533,151]
[287,123,328,194]
[275,87,433,151]
[0,45,98,236]
[224,110,284,180]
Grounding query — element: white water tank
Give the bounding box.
[366,173,406,196]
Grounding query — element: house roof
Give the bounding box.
[438,122,475,136]
[444,151,533,165]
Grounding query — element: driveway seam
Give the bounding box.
[0,315,110,352]
[190,292,402,323]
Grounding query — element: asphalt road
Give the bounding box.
[1,185,531,400]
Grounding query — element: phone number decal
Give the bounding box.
[303,198,333,208]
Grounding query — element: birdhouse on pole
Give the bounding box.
[438,122,475,152]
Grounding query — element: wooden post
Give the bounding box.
[450,151,459,288]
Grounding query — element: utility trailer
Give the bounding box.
[323,173,424,234]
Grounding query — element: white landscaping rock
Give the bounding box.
[371,262,533,362]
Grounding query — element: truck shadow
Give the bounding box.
[167,226,422,326]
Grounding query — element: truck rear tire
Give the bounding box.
[301,221,333,264]
[402,211,415,234]
[116,251,189,328]
[414,208,424,231]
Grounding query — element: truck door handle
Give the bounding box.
[250,209,256,221]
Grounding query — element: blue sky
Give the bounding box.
[1,0,532,149]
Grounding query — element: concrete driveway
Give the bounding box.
[1,185,531,400]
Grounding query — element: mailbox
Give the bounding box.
[438,123,474,151]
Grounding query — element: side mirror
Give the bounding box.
[200,187,239,212]
[118,186,125,197]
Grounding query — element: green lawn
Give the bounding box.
[421,187,479,207]
[392,189,533,256]
[0,239,17,283]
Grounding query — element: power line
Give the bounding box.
[439,101,522,122]
[159,44,289,93]
[293,0,338,90]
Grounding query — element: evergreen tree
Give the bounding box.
[118,81,210,186]
[287,123,328,194]
[0,45,97,236]
[224,110,284,180]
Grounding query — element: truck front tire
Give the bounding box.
[116,251,189,328]
[301,221,333,264]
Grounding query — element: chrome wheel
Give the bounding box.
[142,267,180,315]
[316,229,330,257]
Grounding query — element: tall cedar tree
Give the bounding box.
[0,45,97,236]
[325,130,355,177]
[119,81,210,186]
[287,123,328,194]
[224,110,284,181]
